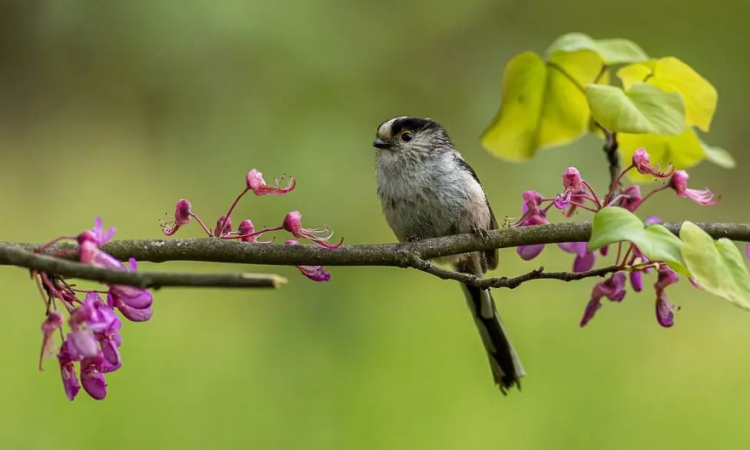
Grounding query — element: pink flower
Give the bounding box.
[557,242,596,273]
[236,220,271,243]
[632,148,674,178]
[629,271,643,292]
[620,185,642,212]
[654,266,680,327]
[554,167,588,214]
[514,191,550,260]
[282,211,343,248]
[284,240,332,282]
[580,272,627,327]
[161,199,193,236]
[107,259,154,322]
[246,169,296,196]
[214,215,232,237]
[80,355,108,400]
[57,340,81,401]
[669,170,719,205]
[77,218,116,264]
[39,311,64,369]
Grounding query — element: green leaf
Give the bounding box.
[547,32,649,64]
[618,57,717,132]
[700,141,736,169]
[618,127,706,183]
[481,50,603,162]
[680,222,750,311]
[589,207,687,273]
[585,83,686,135]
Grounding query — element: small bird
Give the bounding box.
[372,116,524,393]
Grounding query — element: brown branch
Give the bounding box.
[604,130,621,192]
[411,259,620,289]
[3,221,747,267]
[0,244,285,289]
[1,221,748,289]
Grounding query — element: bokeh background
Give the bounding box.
[1,1,749,449]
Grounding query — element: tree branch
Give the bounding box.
[0,244,285,289]
[1,221,749,290]
[412,261,621,289]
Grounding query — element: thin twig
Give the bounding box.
[412,260,620,289]
[604,130,621,193]
[0,245,285,289]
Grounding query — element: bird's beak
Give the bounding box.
[372,138,389,149]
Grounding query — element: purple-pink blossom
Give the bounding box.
[283,211,343,248]
[57,340,81,401]
[514,191,550,260]
[284,240,332,282]
[580,272,627,327]
[619,185,643,212]
[669,170,719,205]
[557,242,596,273]
[246,169,296,196]
[36,218,156,401]
[632,148,674,178]
[654,266,680,327]
[214,215,232,237]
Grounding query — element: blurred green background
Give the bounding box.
[2,1,750,449]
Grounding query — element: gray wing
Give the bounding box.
[454,155,499,271]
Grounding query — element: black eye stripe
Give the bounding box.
[389,117,439,137]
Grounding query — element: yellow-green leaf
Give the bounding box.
[617,57,717,132]
[680,222,750,311]
[588,207,689,275]
[700,141,736,169]
[547,32,649,64]
[618,127,706,183]
[585,83,686,135]
[481,50,603,162]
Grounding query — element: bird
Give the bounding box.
[372,116,524,393]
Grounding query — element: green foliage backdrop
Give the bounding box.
[1,1,749,449]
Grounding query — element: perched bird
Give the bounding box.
[372,116,524,393]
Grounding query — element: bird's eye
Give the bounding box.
[401,131,413,142]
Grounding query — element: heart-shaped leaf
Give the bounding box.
[481,50,604,162]
[618,57,717,132]
[547,32,649,64]
[589,207,687,274]
[585,83,686,135]
[680,222,750,310]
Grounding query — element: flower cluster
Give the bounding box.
[512,148,719,328]
[35,218,154,401]
[160,169,341,282]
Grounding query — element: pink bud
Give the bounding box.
[41,311,64,334]
[239,220,255,236]
[246,169,265,192]
[174,199,192,226]
[517,244,544,261]
[562,167,582,190]
[80,361,107,400]
[632,148,674,178]
[669,170,689,194]
[214,215,232,237]
[632,148,650,173]
[522,190,542,207]
[283,211,303,237]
